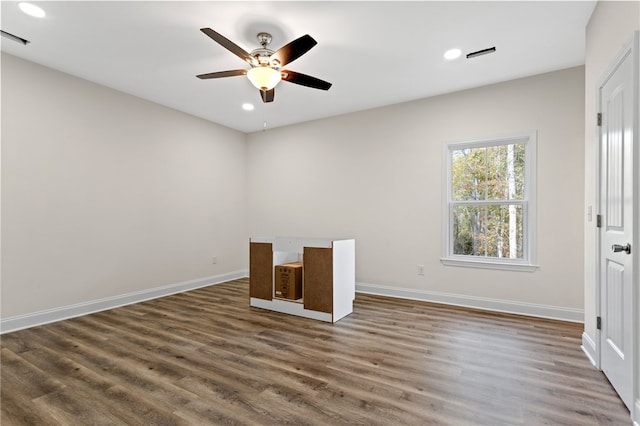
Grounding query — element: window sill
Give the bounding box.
[440,257,538,272]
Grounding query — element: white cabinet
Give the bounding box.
[249,237,355,323]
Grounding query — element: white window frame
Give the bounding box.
[441,131,538,272]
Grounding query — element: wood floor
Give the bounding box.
[1,278,631,425]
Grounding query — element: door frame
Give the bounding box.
[595,31,639,422]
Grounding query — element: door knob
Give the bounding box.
[612,243,631,254]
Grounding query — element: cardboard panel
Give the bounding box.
[303,247,333,313]
[250,242,273,300]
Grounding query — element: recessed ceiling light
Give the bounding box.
[444,48,462,61]
[242,103,254,111]
[18,2,46,18]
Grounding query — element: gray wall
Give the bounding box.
[247,66,585,319]
[1,53,248,319]
[2,56,586,325]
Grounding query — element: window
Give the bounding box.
[442,132,537,271]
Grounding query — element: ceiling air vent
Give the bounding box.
[1,30,30,45]
[466,47,496,59]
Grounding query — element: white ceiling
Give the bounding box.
[1,1,596,133]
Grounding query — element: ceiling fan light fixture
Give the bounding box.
[197,28,330,103]
[247,66,281,91]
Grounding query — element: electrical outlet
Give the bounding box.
[211,256,217,264]
[417,265,425,275]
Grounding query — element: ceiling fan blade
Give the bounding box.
[196,69,247,79]
[260,88,275,103]
[200,28,255,65]
[281,70,332,90]
[271,34,317,67]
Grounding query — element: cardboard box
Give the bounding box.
[275,262,303,300]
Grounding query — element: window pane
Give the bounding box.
[485,204,523,259]
[452,205,487,256]
[486,144,525,200]
[451,147,487,201]
[452,204,523,259]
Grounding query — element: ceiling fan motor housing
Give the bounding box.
[251,33,280,68]
[250,47,278,67]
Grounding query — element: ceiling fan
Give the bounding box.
[196,28,332,103]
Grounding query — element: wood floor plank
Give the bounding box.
[0,348,65,399]
[31,388,126,426]
[0,390,60,426]
[1,279,631,425]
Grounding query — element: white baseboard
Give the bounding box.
[355,282,584,323]
[0,270,249,334]
[2,276,585,333]
[581,331,598,368]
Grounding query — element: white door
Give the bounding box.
[599,37,636,412]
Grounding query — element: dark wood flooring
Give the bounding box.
[1,278,631,425]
